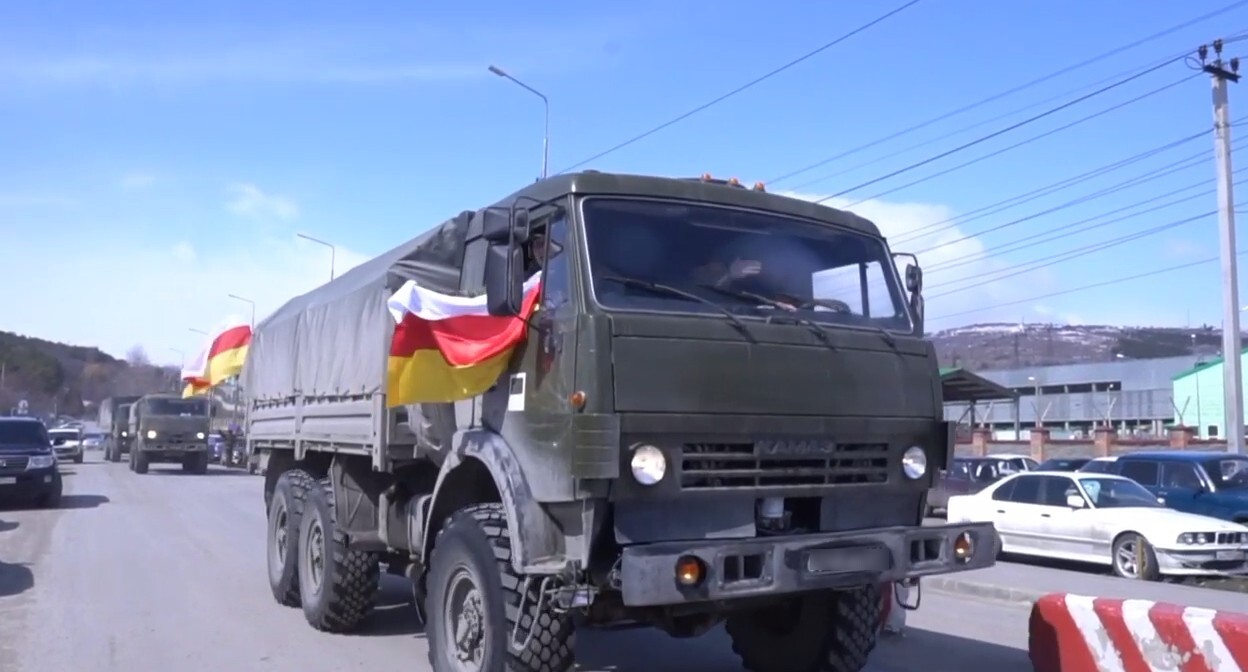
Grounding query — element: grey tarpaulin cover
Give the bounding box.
[241,211,473,400]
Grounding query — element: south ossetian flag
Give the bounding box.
[181,319,253,398]
[385,273,541,406]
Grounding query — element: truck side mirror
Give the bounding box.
[905,263,922,295]
[484,242,524,316]
[480,206,531,244]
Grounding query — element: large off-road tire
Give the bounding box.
[267,469,315,607]
[726,585,882,672]
[107,444,121,462]
[426,503,576,672]
[133,450,149,474]
[296,478,380,632]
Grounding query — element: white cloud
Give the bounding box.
[780,191,1044,327]
[226,183,300,222]
[0,234,372,365]
[119,171,157,190]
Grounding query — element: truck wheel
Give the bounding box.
[267,469,315,607]
[296,478,380,632]
[134,451,149,474]
[183,452,209,475]
[726,585,881,672]
[426,503,576,672]
[108,446,120,463]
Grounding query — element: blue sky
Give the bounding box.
[2,0,1247,362]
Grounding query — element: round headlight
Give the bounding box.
[630,444,667,486]
[145,430,157,439]
[902,446,928,480]
[196,432,206,440]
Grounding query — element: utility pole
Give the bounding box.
[1200,39,1244,454]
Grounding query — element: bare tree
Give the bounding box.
[126,345,150,367]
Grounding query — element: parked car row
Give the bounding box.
[934,449,1248,581]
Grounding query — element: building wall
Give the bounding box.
[945,354,1202,437]
[1170,350,1248,439]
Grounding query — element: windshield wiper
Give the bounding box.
[697,284,836,351]
[600,275,757,343]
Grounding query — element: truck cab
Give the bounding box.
[127,394,212,475]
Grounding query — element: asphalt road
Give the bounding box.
[3,454,1172,672]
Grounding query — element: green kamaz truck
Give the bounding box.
[126,393,212,474]
[99,395,140,463]
[245,172,998,672]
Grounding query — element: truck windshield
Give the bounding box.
[143,398,209,417]
[581,197,913,333]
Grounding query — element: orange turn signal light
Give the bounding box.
[675,555,705,587]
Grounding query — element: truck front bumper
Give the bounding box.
[618,522,997,607]
[140,443,207,456]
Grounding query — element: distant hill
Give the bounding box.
[0,331,178,418]
[931,323,1226,371]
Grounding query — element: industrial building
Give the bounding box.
[1171,348,1248,439]
[943,354,1202,439]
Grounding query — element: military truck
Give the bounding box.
[99,395,141,462]
[246,172,998,672]
[126,393,212,474]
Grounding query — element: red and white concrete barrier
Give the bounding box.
[1029,592,1248,672]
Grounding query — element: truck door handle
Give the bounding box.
[1040,513,1051,518]
[996,509,1005,514]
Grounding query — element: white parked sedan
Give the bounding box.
[946,471,1248,581]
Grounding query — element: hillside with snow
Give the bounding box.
[930,323,1228,371]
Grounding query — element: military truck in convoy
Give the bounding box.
[99,395,141,462]
[246,172,999,672]
[126,394,212,474]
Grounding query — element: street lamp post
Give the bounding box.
[488,65,550,179]
[228,293,256,329]
[297,233,336,281]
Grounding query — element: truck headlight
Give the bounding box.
[121,431,128,437]
[27,454,56,469]
[146,430,157,439]
[629,444,667,486]
[902,446,928,480]
[196,432,206,440]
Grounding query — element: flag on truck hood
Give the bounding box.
[182,318,252,398]
[385,273,541,406]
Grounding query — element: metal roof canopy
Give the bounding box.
[940,367,1018,404]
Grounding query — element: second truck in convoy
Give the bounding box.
[126,393,212,474]
[245,172,998,672]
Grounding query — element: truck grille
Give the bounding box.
[680,442,890,491]
[0,456,30,474]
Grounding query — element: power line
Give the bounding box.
[888,129,1212,245]
[783,41,1244,192]
[910,142,1216,254]
[810,59,1184,204]
[837,73,1200,206]
[926,173,1233,275]
[768,0,1248,185]
[927,249,1248,324]
[553,0,925,175]
[927,210,1217,299]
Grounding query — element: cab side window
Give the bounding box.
[537,216,571,312]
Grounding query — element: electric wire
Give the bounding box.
[767,0,1248,185]
[837,73,1201,207]
[809,59,1184,204]
[926,250,1248,324]
[553,0,926,174]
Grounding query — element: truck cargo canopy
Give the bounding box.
[243,212,472,400]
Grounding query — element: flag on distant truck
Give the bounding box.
[181,318,253,398]
[385,273,541,406]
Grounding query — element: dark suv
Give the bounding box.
[0,417,63,508]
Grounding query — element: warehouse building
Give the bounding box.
[944,354,1202,439]
[1171,348,1248,439]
